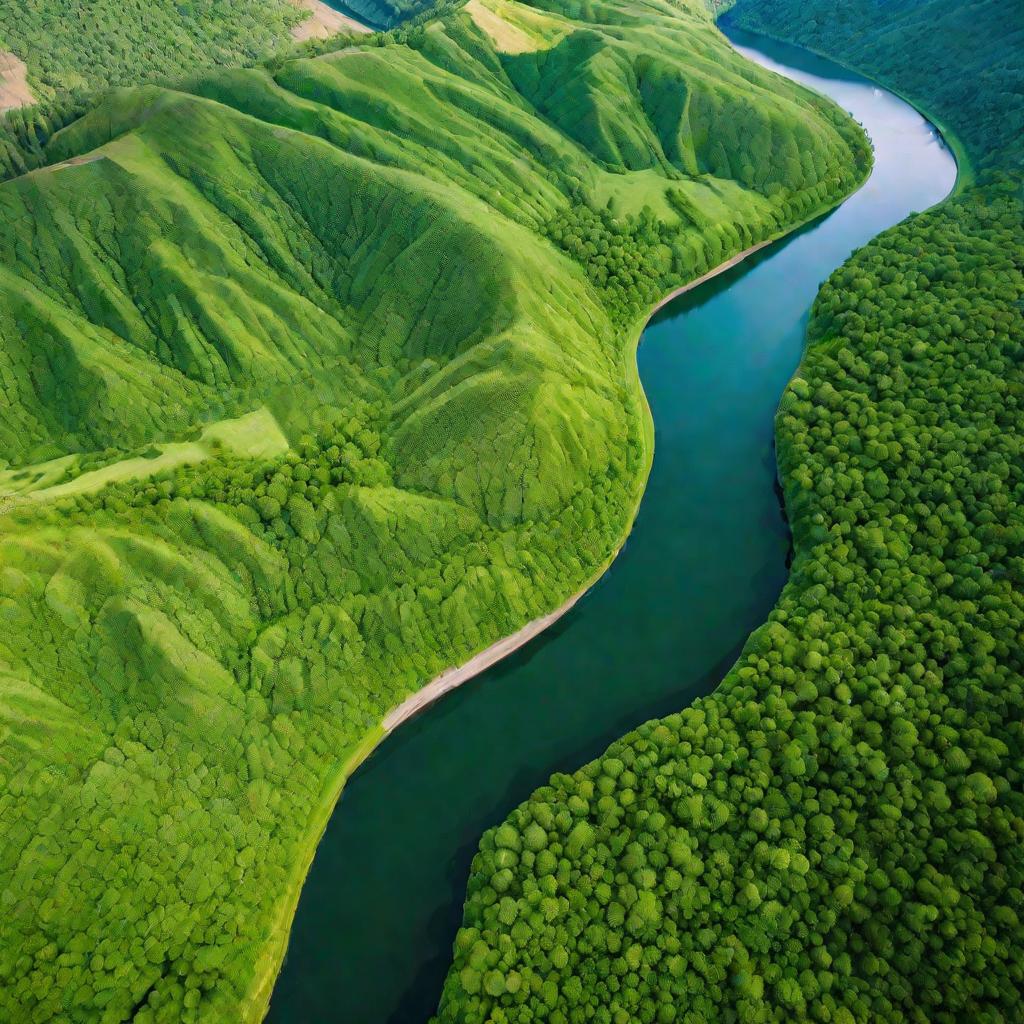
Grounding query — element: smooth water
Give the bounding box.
[268,29,957,1024]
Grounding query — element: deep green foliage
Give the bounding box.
[723,0,1024,174]
[0,1,868,1020]
[0,0,305,100]
[0,97,86,180]
[0,0,355,181]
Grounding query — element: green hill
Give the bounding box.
[0,1,870,1020]
[0,0,305,103]
[0,0,314,181]
[433,2,1024,1023]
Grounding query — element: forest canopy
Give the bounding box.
[0,0,386,181]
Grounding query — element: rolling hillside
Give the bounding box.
[0,1,871,1020]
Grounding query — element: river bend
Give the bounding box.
[268,28,957,1023]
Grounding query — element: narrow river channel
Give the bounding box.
[267,28,957,1023]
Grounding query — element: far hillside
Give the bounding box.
[722,0,1023,175]
[0,0,379,180]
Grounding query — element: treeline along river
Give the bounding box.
[267,28,958,1024]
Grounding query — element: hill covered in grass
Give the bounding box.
[0,0,375,181]
[433,2,1024,1023]
[0,1,871,1020]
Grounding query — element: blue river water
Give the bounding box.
[267,28,957,1024]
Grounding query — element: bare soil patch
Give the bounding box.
[290,0,372,41]
[48,153,106,172]
[0,51,32,112]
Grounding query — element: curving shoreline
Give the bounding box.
[382,583,589,732]
[249,222,834,1022]
[381,236,796,735]
[258,35,894,1020]
[266,29,958,1015]
[379,183,876,735]
[256,149,877,1024]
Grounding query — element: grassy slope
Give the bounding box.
[0,1,871,1021]
[0,0,304,104]
[433,2,1024,1024]
[0,0,375,183]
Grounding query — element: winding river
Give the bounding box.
[267,28,957,1024]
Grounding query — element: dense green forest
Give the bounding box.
[0,0,304,100]
[0,1,871,1020]
[433,1,1024,1023]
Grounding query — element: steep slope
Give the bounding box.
[0,1,871,1021]
[0,0,422,184]
[0,0,331,181]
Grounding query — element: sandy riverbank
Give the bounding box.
[384,568,597,731]
[649,237,776,315]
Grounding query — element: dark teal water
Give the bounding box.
[321,0,389,31]
[267,29,957,1024]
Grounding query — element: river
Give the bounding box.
[267,27,957,1024]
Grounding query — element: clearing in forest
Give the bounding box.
[464,0,569,53]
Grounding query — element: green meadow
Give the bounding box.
[0,0,870,1020]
